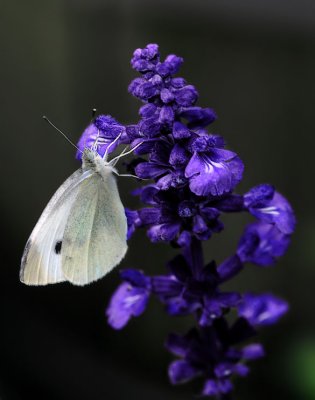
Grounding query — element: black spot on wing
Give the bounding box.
[55,241,62,254]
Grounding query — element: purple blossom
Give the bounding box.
[131,44,160,72]
[125,208,141,240]
[237,221,291,266]
[151,255,241,325]
[75,44,296,398]
[244,184,296,234]
[106,269,150,330]
[166,319,263,397]
[238,293,288,327]
[136,187,225,245]
[185,135,244,196]
[180,106,217,128]
[76,114,127,159]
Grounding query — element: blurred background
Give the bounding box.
[1,0,315,399]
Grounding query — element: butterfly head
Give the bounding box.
[82,148,116,175]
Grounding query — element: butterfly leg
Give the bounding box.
[111,146,129,167]
[109,141,144,166]
[112,171,147,180]
[103,132,122,160]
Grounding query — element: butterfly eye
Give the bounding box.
[54,241,62,254]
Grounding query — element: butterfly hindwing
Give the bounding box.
[61,172,128,285]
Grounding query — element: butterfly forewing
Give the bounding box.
[20,169,93,285]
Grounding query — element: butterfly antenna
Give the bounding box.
[43,116,82,153]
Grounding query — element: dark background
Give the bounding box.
[1,0,315,399]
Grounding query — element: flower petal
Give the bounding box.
[244,184,275,208]
[147,223,181,242]
[245,189,296,235]
[242,343,265,360]
[218,255,244,282]
[135,162,168,179]
[138,207,163,225]
[151,275,183,297]
[165,332,190,357]
[180,107,217,128]
[185,153,242,196]
[106,283,149,329]
[165,54,184,74]
[172,121,191,139]
[237,222,291,266]
[174,85,198,107]
[160,88,174,103]
[125,208,140,239]
[120,269,148,288]
[169,144,190,167]
[238,293,288,327]
[177,230,192,247]
[168,360,200,384]
[138,184,159,204]
[76,122,121,159]
[203,379,233,396]
[159,105,174,125]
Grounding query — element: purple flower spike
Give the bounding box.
[93,44,296,398]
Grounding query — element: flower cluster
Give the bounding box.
[77,44,295,398]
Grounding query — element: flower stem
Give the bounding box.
[183,238,204,280]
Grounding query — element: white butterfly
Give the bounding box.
[20,133,139,286]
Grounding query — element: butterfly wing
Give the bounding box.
[20,169,93,285]
[61,171,128,286]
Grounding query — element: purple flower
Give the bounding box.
[185,135,244,196]
[106,269,150,329]
[131,43,160,72]
[166,319,263,397]
[151,255,240,324]
[76,114,127,159]
[137,188,224,244]
[237,221,291,266]
[134,139,188,190]
[125,208,141,240]
[217,255,244,282]
[244,184,296,234]
[179,106,217,128]
[238,293,288,327]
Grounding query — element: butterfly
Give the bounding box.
[20,126,140,286]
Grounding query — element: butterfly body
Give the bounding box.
[20,148,128,286]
